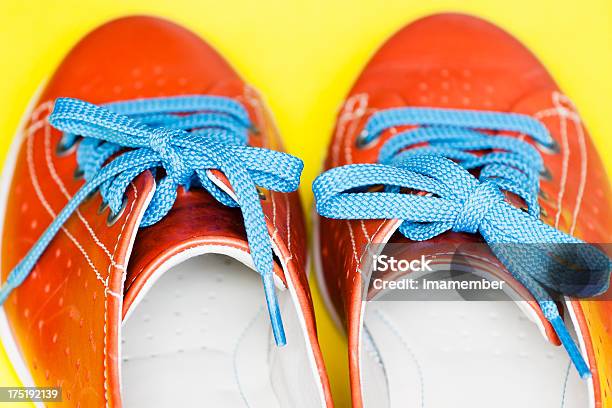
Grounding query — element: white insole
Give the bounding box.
[361,289,588,407]
[121,254,321,407]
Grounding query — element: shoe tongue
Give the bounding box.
[121,176,290,321]
[121,186,245,307]
[366,231,560,345]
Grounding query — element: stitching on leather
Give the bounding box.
[570,116,587,235]
[552,93,587,234]
[346,221,363,276]
[548,94,569,229]
[358,222,385,273]
[26,108,109,288]
[26,102,140,407]
[242,84,269,146]
[333,93,368,167]
[367,223,385,248]
[360,220,370,242]
[345,221,385,284]
[533,108,580,122]
[343,95,371,165]
[102,283,109,408]
[334,93,364,165]
[31,101,54,121]
[533,91,587,233]
[105,182,138,286]
[42,113,125,271]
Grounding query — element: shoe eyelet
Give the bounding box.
[106,197,128,227]
[249,125,260,136]
[97,201,108,215]
[84,187,99,202]
[256,186,267,201]
[538,189,550,201]
[540,167,553,181]
[355,131,379,149]
[73,166,85,181]
[536,139,560,155]
[56,137,78,157]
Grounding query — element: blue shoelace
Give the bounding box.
[0,96,305,346]
[313,107,611,378]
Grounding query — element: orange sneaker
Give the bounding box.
[313,13,611,408]
[0,16,331,407]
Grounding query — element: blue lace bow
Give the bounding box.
[313,107,611,378]
[0,96,305,346]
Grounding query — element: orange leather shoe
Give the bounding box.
[0,16,331,407]
[313,13,611,408]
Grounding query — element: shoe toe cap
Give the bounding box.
[43,15,241,103]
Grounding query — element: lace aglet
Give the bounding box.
[549,315,591,379]
[262,272,286,347]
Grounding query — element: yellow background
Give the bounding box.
[0,0,610,406]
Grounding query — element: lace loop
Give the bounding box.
[361,107,553,146]
[0,96,304,347]
[314,107,611,378]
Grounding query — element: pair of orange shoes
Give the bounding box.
[0,14,610,408]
